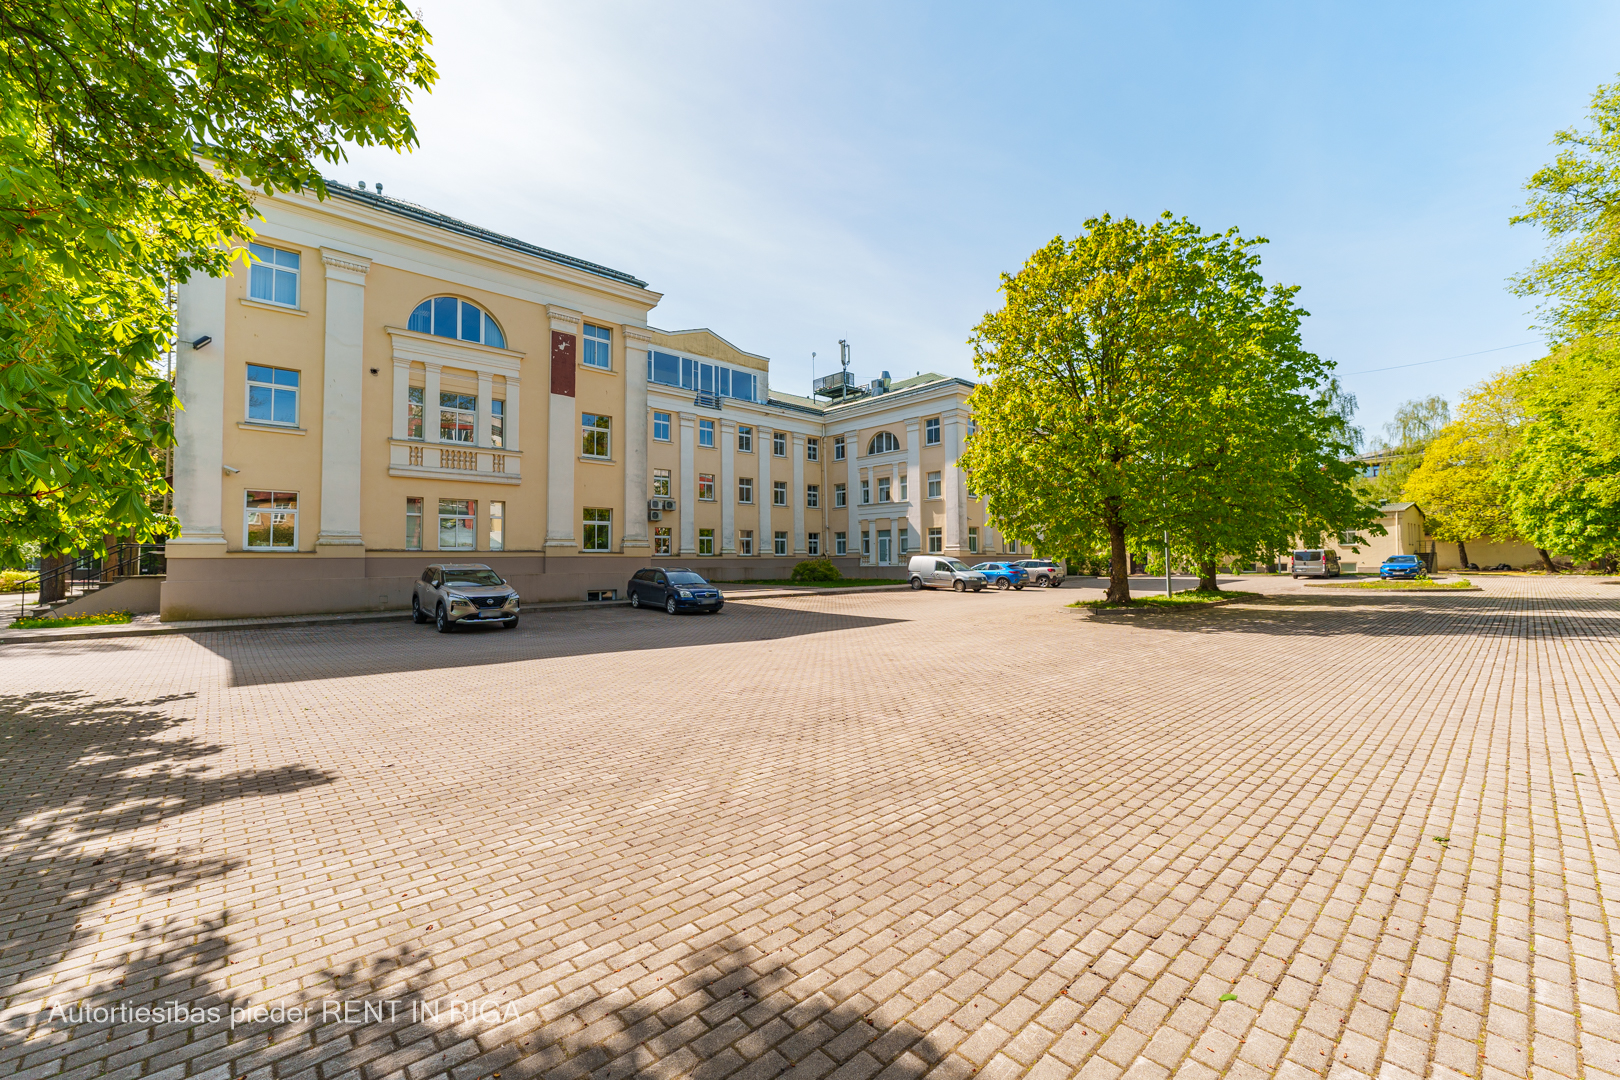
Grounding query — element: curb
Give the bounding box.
[1304,585,1485,593]
[720,584,913,601]
[0,599,632,645]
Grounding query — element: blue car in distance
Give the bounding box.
[1380,554,1426,579]
[971,562,1028,590]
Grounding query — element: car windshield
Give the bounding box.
[944,559,971,571]
[1294,551,1320,560]
[1388,556,1419,564]
[668,572,708,585]
[443,569,503,586]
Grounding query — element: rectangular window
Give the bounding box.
[899,526,910,555]
[806,437,819,462]
[806,485,819,508]
[587,589,618,602]
[773,481,787,506]
[861,530,871,557]
[583,508,612,552]
[835,532,847,556]
[968,527,979,554]
[738,425,753,452]
[774,531,788,556]
[407,386,424,440]
[490,399,505,448]
[247,243,300,307]
[440,392,476,444]
[698,528,715,555]
[925,417,941,445]
[489,501,505,551]
[653,469,671,498]
[833,435,846,460]
[834,483,846,508]
[405,497,423,551]
[698,419,715,447]
[740,530,754,555]
[899,473,908,501]
[928,471,942,499]
[738,477,753,504]
[244,490,298,549]
[861,479,870,504]
[246,364,299,426]
[651,350,680,387]
[653,411,671,442]
[928,527,943,553]
[807,533,820,556]
[878,477,892,503]
[699,474,715,500]
[582,324,612,370]
[438,498,476,550]
[773,432,787,457]
[582,413,611,459]
[654,526,671,555]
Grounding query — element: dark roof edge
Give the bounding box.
[323,181,649,289]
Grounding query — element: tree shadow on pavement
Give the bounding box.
[0,691,335,1052]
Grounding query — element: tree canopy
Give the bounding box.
[1403,372,1521,566]
[0,0,436,564]
[960,213,1374,602]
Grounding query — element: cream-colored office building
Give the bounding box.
[166,183,1015,619]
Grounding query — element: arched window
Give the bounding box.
[868,431,900,455]
[408,297,506,349]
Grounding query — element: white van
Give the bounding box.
[908,556,988,592]
[1291,549,1342,578]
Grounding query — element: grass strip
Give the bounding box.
[10,610,135,630]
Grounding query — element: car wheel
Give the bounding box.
[1014,582,1025,590]
[910,577,924,590]
[666,597,678,615]
[973,584,985,592]
[996,578,1010,590]
[953,580,965,593]
[502,616,519,629]
[435,604,453,633]
[412,596,426,624]
[630,592,641,608]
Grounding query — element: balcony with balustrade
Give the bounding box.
[387,439,522,484]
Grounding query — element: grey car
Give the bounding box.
[412,563,520,632]
[1011,559,1066,587]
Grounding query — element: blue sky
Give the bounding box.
[339,1,1620,438]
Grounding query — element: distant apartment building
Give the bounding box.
[167,183,1021,619]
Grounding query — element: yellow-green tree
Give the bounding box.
[1404,371,1522,567]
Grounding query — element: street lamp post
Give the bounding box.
[1164,530,1171,597]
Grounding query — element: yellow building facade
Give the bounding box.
[166,184,1015,619]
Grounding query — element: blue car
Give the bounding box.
[971,562,1028,590]
[1380,555,1425,579]
[627,567,725,613]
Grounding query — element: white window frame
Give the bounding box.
[925,417,941,445]
[877,477,892,503]
[698,474,716,501]
[836,532,847,556]
[774,531,788,556]
[653,411,671,442]
[489,501,506,551]
[582,413,612,460]
[248,243,301,308]
[245,364,300,427]
[653,469,671,498]
[772,481,788,507]
[928,527,943,554]
[807,533,820,556]
[583,508,612,552]
[833,435,846,460]
[698,528,715,556]
[835,483,846,508]
[773,432,787,457]
[699,419,716,447]
[582,324,613,370]
[806,485,819,509]
[438,498,476,551]
[927,471,942,499]
[806,437,819,462]
[739,530,754,556]
[244,490,299,550]
[738,425,753,452]
[440,391,477,444]
[654,527,672,555]
[861,479,870,505]
[405,496,423,551]
[738,477,754,504]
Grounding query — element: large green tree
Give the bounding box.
[0,0,436,564]
[1355,395,1450,504]
[961,213,1371,603]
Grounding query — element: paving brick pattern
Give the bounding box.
[0,575,1617,1080]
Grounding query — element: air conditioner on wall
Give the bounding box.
[648,510,662,521]
[662,498,677,511]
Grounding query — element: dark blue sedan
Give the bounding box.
[628,567,725,613]
[971,562,1028,590]
[1380,555,1425,579]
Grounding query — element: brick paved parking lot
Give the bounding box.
[1,575,1618,1080]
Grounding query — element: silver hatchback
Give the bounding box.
[412,563,520,632]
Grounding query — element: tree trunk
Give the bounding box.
[1456,539,1468,568]
[37,554,68,604]
[1536,547,1560,573]
[1197,557,1220,593]
[1105,512,1132,604]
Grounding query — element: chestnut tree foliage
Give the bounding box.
[0,0,436,563]
[960,214,1374,603]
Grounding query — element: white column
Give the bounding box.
[391,358,411,441]
[757,426,773,559]
[678,412,697,555]
[792,433,806,555]
[944,412,964,554]
[544,307,581,550]
[424,364,442,443]
[477,371,494,447]
[317,249,371,550]
[720,419,736,554]
[171,272,229,549]
[904,419,923,561]
[503,375,521,452]
[622,326,652,552]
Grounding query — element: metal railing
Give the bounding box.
[9,543,165,621]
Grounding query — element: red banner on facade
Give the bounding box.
[551,331,576,397]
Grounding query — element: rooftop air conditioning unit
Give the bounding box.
[648,509,662,521]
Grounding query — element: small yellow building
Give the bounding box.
[166,183,1019,618]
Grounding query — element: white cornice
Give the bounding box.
[386,326,525,375]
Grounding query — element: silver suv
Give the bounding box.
[1012,559,1066,587]
[413,563,520,632]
